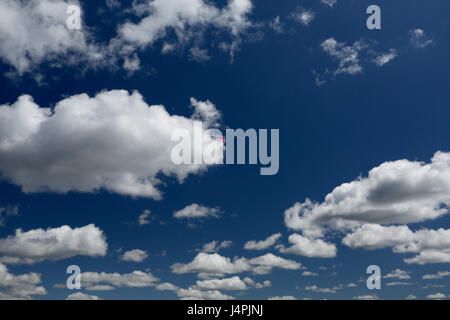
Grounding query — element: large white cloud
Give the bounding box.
[0,90,222,199]
[285,152,450,238]
[195,276,247,291]
[81,270,159,289]
[0,224,107,265]
[0,0,102,75]
[279,233,336,258]
[0,263,46,299]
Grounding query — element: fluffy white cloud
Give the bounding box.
[244,233,281,250]
[174,204,222,219]
[197,240,232,253]
[342,224,450,264]
[268,296,297,300]
[279,233,336,258]
[409,29,433,49]
[156,282,179,291]
[0,263,46,299]
[285,152,450,238]
[302,271,319,276]
[171,252,302,276]
[383,269,411,280]
[66,292,102,300]
[321,0,337,7]
[120,249,148,262]
[0,0,103,75]
[81,270,159,289]
[305,284,341,294]
[353,294,378,300]
[426,293,447,300]
[0,224,107,264]
[320,38,369,75]
[138,209,153,226]
[0,90,222,199]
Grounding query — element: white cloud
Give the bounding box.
[279,233,336,258]
[383,269,411,280]
[0,224,107,265]
[304,285,340,294]
[405,294,417,300]
[409,29,433,49]
[66,292,102,300]
[353,294,379,300]
[268,296,297,300]
[195,276,247,291]
[426,293,447,300]
[321,0,337,7]
[174,204,222,219]
[342,224,450,264]
[156,282,179,291]
[171,252,302,276]
[0,0,103,75]
[138,209,152,226]
[285,152,450,239]
[0,90,222,199]
[422,271,450,280]
[290,8,315,26]
[302,271,319,276]
[120,249,148,262]
[176,287,234,300]
[0,263,46,299]
[81,270,159,289]
[244,233,281,250]
[373,49,397,66]
[269,16,283,34]
[320,38,369,75]
[197,240,232,253]
[385,281,412,286]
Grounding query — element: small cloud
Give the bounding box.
[373,49,397,66]
[409,29,433,49]
[290,8,315,26]
[269,16,284,34]
[120,249,148,262]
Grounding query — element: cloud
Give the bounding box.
[405,294,417,300]
[0,206,18,226]
[156,282,179,291]
[422,271,450,280]
[0,90,222,199]
[0,263,46,299]
[353,294,379,300]
[197,240,232,253]
[385,281,413,286]
[409,29,433,49]
[285,152,450,239]
[174,204,222,219]
[176,287,234,300]
[120,249,148,262]
[81,270,159,290]
[321,0,337,7]
[244,233,281,250]
[116,0,254,58]
[302,271,319,276]
[269,16,283,34]
[373,49,397,66]
[278,233,336,258]
[0,224,107,265]
[290,8,315,26]
[189,48,211,63]
[383,269,411,280]
[195,276,247,291]
[426,293,447,300]
[171,252,302,276]
[268,296,297,300]
[138,209,153,226]
[66,292,102,300]
[320,38,369,75]
[0,0,103,75]
[304,285,340,294]
[342,224,450,264]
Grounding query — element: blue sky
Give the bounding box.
[0,0,449,300]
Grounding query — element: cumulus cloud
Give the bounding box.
[422,271,450,280]
[120,249,148,262]
[320,38,369,75]
[426,293,447,300]
[171,252,302,276]
[194,276,247,291]
[0,90,223,199]
[353,294,379,300]
[244,233,281,250]
[138,209,153,226]
[321,0,337,7]
[174,204,222,219]
[285,152,450,238]
[0,0,103,75]
[302,271,319,276]
[66,292,102,300]
[0,224,107,265]
[304,284,341,294]
[197,240,232,253]
[278,233,336,258]
[0,263,46,299]
[81,270,159,290]
[176,287,234,300]
[268,296,297,300]
[409,29,433,49]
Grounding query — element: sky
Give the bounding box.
[0,0,449,300]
